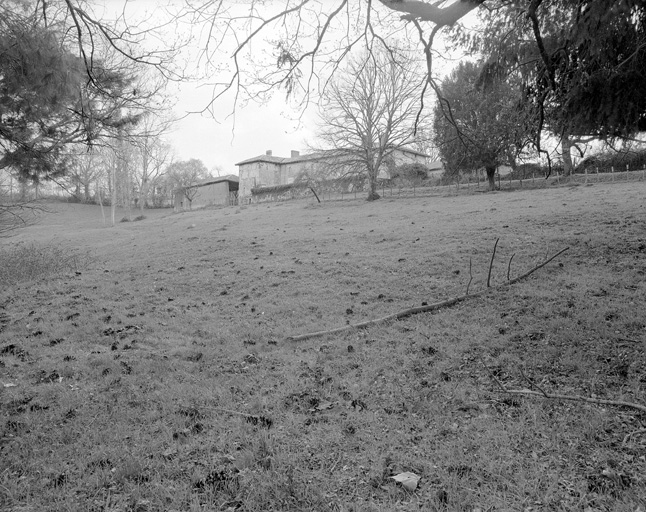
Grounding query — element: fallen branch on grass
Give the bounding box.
[481,359,646,414]
[285,245,569,342]
[491,384,646,414]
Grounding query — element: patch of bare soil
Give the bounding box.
[1,182,645,511]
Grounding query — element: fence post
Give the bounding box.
[497,172,501,189]
[612,166,614,181]
[585,167,588,184]
[532,172,535,184]
[627,164,630,181]
[509,173,512,188]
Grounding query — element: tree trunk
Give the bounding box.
[561,135,573,176]
[111,162,117,227]
[486,166,496,191]
[366,169,380,201]
[139,178,147,216]
[97,183,106,225]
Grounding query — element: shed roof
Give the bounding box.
[196,174,239,186]
[396,147,429,158]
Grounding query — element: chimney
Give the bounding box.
[291,150,300,158]
[266,150,272,156]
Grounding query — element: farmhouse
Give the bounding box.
[174,175,239,211]
[235,148,430,199]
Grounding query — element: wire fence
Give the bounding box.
[244,167,646,205]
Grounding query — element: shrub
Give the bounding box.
[391,163,429,183]
[576,147,646,174]
[0,243,93,287]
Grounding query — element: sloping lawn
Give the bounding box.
[1,182,645,511]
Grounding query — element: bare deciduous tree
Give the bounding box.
[167,159,210,209]
[312,50,427,201]
[129,114,175,215]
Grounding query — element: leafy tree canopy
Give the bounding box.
[433,61,533,189]
[456,0,646,141]
[167,159,210,190]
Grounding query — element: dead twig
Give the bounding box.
[507,253,515,281]
[519,367,549,398]
[479,356,508,393]
[492,387,646,414]
[466,256,473,295]
[622,428,646,446]
[487,237,499,287]
[615,337,643,344]
[286,245,569,342]
[480,361,646,414]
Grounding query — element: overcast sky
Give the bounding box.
[95,0,323,175]
[169,84,317,175]
[95,1,469,175]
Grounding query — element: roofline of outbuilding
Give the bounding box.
[189,175,240,188]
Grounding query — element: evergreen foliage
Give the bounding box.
[433,61,533,190]
[0,2,141,182]
[461,0,646,140]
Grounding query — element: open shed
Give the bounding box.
[174,175,239,211]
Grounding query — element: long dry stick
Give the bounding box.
[481,358,646,414]
[286,246,569,342]
[499,388,646,414]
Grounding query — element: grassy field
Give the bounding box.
[1,181,645,511]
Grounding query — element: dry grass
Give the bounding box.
[0,243,93,287]
[1,181,645,511]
